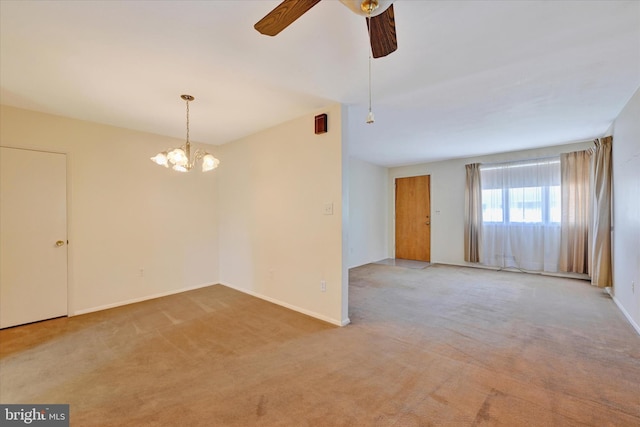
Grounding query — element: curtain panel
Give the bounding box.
[590,136,613,287]
[559,150,591,274]
[464,163,482,263]
[480,158,561,272]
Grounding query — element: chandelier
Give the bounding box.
[150,95,220,172]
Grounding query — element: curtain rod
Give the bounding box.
[476,154,561,168]
[469,139,601,168]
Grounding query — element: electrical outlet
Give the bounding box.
[323,203,333,215]
[320,280,326,292]
[632,281,635,293]
[138,268,144,277]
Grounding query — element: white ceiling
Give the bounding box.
[1,0,638,167]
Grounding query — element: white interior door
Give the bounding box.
[1,147,68,328]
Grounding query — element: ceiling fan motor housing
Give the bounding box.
[339,0,394,17]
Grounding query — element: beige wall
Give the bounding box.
[7,94,633,332]
[612,87,640,333]
[348,157,388,268]
[0,105,220,314]
[217,104,348,326]
[388,141,593,265]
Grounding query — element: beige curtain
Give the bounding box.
[559,150,591,273]
[464,163,482,263]
[590,136,613,287]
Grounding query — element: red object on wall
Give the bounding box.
[315,114,327,134]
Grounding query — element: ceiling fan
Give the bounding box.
[254,0,397,58]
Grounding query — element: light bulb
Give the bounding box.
[150,152,169,167]
[172,164,188,172]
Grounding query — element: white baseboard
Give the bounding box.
[220,282,347,327]
[610,294,640,336]
[71,281,349,327]
[442,261,591,280]
[71,282,215,316]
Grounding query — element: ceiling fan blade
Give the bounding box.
[255,0,323,36]
[367,4,397,58]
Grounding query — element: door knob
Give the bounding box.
[55,240,65,247]
[425,222,430,225]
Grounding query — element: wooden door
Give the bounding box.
[1,147,68,328]
[395,175,431,262]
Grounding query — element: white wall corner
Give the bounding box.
[220,282,345,327]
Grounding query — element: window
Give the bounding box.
[481,188,503,222]
[479,157,562,272]
[481,159,561,225]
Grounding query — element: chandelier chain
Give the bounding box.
[185,98,190,144]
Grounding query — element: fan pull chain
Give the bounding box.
[366,13,375,124]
